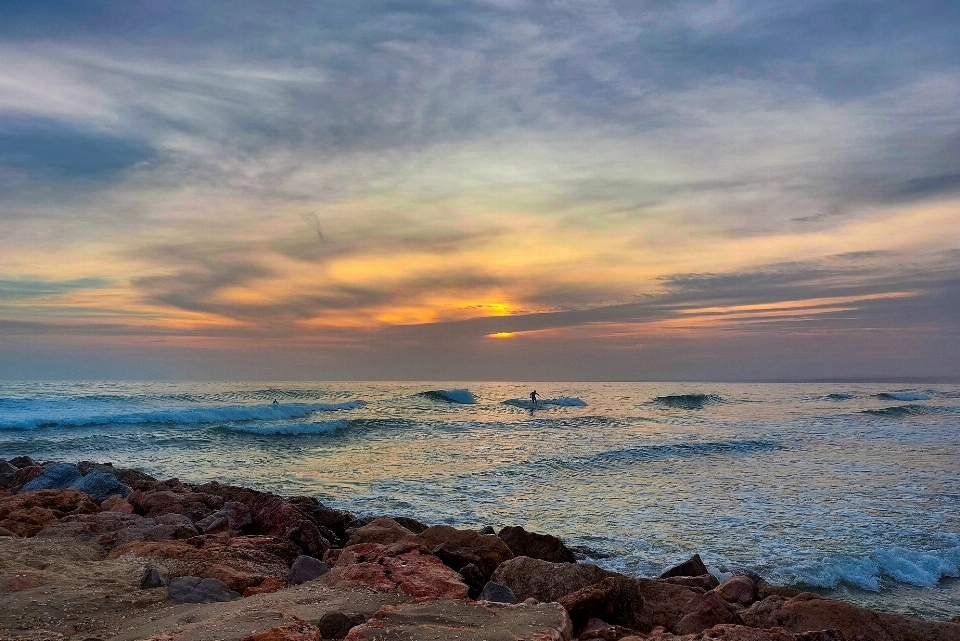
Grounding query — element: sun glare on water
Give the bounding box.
[488,332,516,339]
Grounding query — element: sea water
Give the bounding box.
[1,381,958,620]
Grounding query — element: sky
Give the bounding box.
[1,1,959,381]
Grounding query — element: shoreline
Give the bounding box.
[2,456,959,641]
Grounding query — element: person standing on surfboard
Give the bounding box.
[530,390,539,406]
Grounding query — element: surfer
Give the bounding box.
[272,399,279,405]
[530,390,539,406]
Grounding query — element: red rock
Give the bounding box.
[10,465,44,492]
[201,563,265,593]
[491,556,611,603]
[344,517,415,547]
[324,548,343,565]
[743,593,960,641]
[646,624,796,640]
[243,577,287,597]
[415,524,514,578]
[107,540,198,560]
[673,590,743,635]
[660,554,709,579]
[284,519,331,558]
[714,575,757,605]
[197,500,251,535]
[100,494,135,513]
[128,489,220,521]
[0,489,99,537]
[661,574,720,591]
[558,577,621,626]
[498,526,577,563]
[241,622,321,641]
[326,542,469,600]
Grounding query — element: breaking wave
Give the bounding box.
[418,389,477,404]
[0,400,366,430]
[876,392,931,402]
[787,546,960,591]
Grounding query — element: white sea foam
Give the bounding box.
[788,546,960,591]
[503,397,587,409]
[0,400,366,430]
[224,419,349,435]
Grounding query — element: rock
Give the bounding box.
[577,618,639,641]
[415,524,514,578]
[10,465,44,492]
[243,577,287,597]
[479,525,496,535]
[459,562,486,599]
[324,548,343,565]
[498,525,577,563]
[197,500,252,534]
[651,624,796,640]
[715,575,757,605]
[241,623,321,641]
[660,554,709,579]
[392,516,429,534]
[288,555,331,584]
[558,577,621,627]
[661,574,720,591]
[128,489,219,521]
[0,489,100,537]
[743,592,960,641]
[38,511,198,550]
[326,542,470,600]
[0,460,16,490]
[0,526,15,537]
[68,471,131,501]
[100,494,135,513]
[491,556,610,603]
[285,519,332,557]
[9,456,36,468]
[201,563,267,593]
[673,590,743,635]
[140,564,169,589]
[343,599,574,641]
[794,631,848,641]
[167,575,239,603]
[344,516,415,547]
[278,494,354,543]
[316,612,368,640]
[478,581,518,604]
[17,463,82,493]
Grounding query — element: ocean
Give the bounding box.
[1,380,958,620]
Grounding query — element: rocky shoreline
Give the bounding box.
[1,457,958,641]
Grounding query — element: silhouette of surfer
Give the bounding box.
[530,390,539,406]
[272,399,279,405]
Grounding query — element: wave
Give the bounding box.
[418,389,477,404]
[875,392,931,401]
[223,419,349,435]
[788,546,960,591]
[503,397,587,409]
[652,394,724,409]
[861,404,937,417]
[825,393,853,401]
[0,400,366,430]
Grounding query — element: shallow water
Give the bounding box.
[1,380,958,619]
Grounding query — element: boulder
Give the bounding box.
[140,564,169,589]
[68,471,131,501]
[325,542,470,600]
[661,574,720,591]
[167,576,239,603]
[201,563,266,593]
[715,575,757,605]
[0,489,99,537]
[286,495,354,543]
[557,577,621,627]
[316,612,368,640]
[241,622,321,641]
[9,456,36,468]
[17,463,82,493]
[243,577,287,597]
[0,459,16,490]
[458,562,486,599]
[743,592,960,641]
[660,553,709,579]
[794,631,848,641]
[288,555,331,585]
[197,500,252,535]
[498,526,576,563]
[673,590,743,635]
[342,600,573,641]
[491,556,610,603]
[645,624,796,640]
[614,577,717,633]
[478,581,518,604]
[100,494,135,513]
[9,465,44,492]
[284,519,332,557]
[415,524,514,578]
[578,618,639,641]
[392,516,429,534]
[344,516,415,547]
[128,489,219,521]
